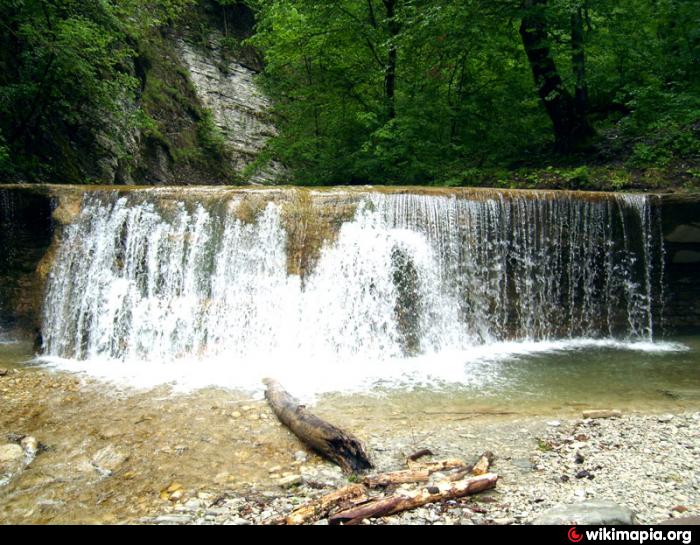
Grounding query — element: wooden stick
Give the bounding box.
[363,469,431,488]
[280,484,369,525]
[263,379,373,473]
[407,449,433,462]
[406,458,468,472]
[329,473,499,525]
[472,451,495,476]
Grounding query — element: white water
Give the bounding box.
[39,190,680,396]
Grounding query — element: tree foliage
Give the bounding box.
[0,0,193,181]
[249,0,700,185]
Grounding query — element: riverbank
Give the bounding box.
[143,411,700,525]
[0,363,698,525]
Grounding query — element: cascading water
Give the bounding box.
[40,189,671,394]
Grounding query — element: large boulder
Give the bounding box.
[531,501,637,525]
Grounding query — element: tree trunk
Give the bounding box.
[519,0,594,153]
[382,0,399,119]
[571,5,588,120]
[263,379,373,473]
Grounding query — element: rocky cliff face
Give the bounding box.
[33,3,284,186]
[175,33,283,184]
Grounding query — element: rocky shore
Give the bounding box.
[144,412,700,525]
[1,364,699,525]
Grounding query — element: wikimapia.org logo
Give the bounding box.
[567,526,693,544]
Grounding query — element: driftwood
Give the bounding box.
[263,379,373,473]
[406,457,468,472]
[446,451,495,481]
[279,484,369,525]
[329,473,499,525]
[472,451,495,476]
[407,449,433,462]
[364,468,431,488]
[365,456,472,488]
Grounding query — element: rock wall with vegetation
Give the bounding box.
[0,1,279,185]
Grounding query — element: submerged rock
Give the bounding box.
[91,445,128,477]
[0,443,25,475]
[20,436,38,456]
[531,501,637,525]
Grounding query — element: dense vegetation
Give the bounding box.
[1,0,699,188]
[249,0,700,188]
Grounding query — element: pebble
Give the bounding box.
[278,475,302,488]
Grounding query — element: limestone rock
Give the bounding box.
[175,35,283,184]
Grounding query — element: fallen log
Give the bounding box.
[280,484,369,525]
[364,468,431,488]
[263,378,373,473]
[329,473,499,525]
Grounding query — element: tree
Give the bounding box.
[519,0,595,152]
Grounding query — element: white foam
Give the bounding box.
[36,338,687,400]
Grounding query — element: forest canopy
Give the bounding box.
[0,0,699,187]
[249,0,700,185]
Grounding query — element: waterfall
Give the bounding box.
[40,189,667,393]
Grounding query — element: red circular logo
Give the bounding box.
[568,527,584,543]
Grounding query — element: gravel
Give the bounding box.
[146,411,700,525]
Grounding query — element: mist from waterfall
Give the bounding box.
[39,189,676,395]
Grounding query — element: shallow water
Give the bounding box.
[1,337,699,523]
[30,336,699,408]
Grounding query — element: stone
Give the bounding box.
[672,250,700,264]
[0,443,25,474]
[91,445,128,476]
[278,475,302,488]
[175,35,283,184]
[666,224,700,244]
[0,368,7,377]
[20,436,38,455]
[531,502,637,525]
[582,410,622,419]
[153,514,193,525]
[294,450,308,463]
